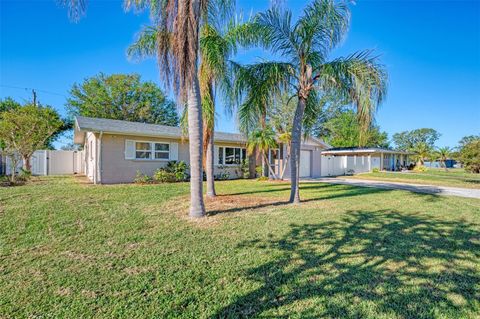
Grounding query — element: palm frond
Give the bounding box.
[317,50,387,145]
[254,7,300,60]
[59,0,87,22]
[296,0,350,60]
[232,61,293,133]
[127,26,160,60]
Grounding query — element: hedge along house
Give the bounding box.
[320,147,413,176]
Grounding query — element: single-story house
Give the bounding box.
[73,117,417,184]
[320,147,413,176]
[74,116,331,184]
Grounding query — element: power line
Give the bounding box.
[0,84,68,98]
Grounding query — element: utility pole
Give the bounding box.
[32,89,37,106]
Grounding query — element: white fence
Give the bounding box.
[4,150,84,176]
[321,155,373,176]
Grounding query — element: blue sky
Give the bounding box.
[1,0,479,149]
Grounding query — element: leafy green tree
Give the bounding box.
[458,135,479,148]
[0,104,63,173]
[393,128,440,151]
[234,0,387,203]
[66,73,179,126]
[0,97,21,113]
[457,136,480,173]
[322,110,389,148]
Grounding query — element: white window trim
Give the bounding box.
[134,140,171,161]
[217,146,246,166]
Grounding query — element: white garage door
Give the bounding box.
[300,150,311,177]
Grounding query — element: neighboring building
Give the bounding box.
[424,159,457,169]
[320,147,413,176]
[73,116,331,184]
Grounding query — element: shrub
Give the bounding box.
[413,165,427,172]
[257,176,269,181]
[458,139,480,173]
[372,167,380,173]
[17,169,32,182]
[153,170,177,183]
[214,165,230,180]
[255,166,262,178]
[164,161,189,181]
[134,171,153,184]
[151,161,189,183]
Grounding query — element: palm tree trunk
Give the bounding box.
[289,97,307,204]
[206,129,216,197]
[187,77,206,217]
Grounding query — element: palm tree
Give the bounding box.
[412,142,432,167]
[435,146,451,171]
[246,127,279,179]
[62,0,210,217]
[234,0,387,203]
[128,5,261,198]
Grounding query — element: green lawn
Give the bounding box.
[347,168,480,189]
[1,176,479,318]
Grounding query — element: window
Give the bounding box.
[218,147,246,165]
[135,142,152,159]
[135,141,170,160]
[225,147,235,165]
[154,143,169,159]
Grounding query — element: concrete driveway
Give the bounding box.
[302,177,480,199]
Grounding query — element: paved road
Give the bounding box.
[301,177,480,199]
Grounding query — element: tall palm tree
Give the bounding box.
[436,146,451,171]
[246,127,279,179]
[128,5,260,198]
[62,0,210,217]
[234,0,387,203]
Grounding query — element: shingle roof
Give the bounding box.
[74,116,246,144]
[322,147,411,155]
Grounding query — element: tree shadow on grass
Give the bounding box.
[212,210,480,318]
[208,184,398,216]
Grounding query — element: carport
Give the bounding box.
[320,147,413,176]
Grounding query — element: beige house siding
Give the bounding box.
[99,134,188,184]
[282,137,327,179]
[95,134,249,184]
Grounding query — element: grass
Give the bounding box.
[346,168,480,189]
[1,176,479,318]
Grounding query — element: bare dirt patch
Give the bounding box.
[162,194,287,227]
